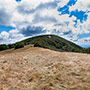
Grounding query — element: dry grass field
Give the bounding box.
[0,46,90,90]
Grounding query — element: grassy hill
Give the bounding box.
[0,34,84,53]
[17,34,83,52]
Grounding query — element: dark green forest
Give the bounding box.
[0,34,89,53]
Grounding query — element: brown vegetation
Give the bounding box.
[0,47,90,90]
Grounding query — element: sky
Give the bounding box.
[0,0,90,47]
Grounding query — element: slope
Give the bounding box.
[0,47,90,90]
[20,34,83,52]
[0,34,83,53]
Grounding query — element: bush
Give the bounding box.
[84,48,90,54]
[0,44,9,51]
[14,42,24,49]
[8,44,15,49]
[34,41,42,47]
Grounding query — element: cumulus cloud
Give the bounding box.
[17,1,57,14]
[0,29,24,44]
[0,0,90,47]
[77,37,90,46]
[0,7,11,25]
[0,31,9,40]
[20,26,47,36]
[33,13,57,24]
[69,0,90,11]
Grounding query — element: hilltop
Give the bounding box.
[21,34,83,52]
[0,34,84,53]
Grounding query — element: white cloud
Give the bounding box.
[57,0,69,7]
[77,37,90,46]
[0,31,9,40]
[0,0,90,46]
[0,29,24,44]
[69,0,90,11]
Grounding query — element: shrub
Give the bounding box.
[14,42,24,49]
[34,41,42,47]
[0,44,9,51]
[84,48,90,54]
[8,44,15,49]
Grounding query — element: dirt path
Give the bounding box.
[0,47,90,90]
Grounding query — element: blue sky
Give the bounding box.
[0,0,90,47]
[16,0,21,2]
[58,0,88,25]
[0,25,15,33]
[78,33,90,39]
